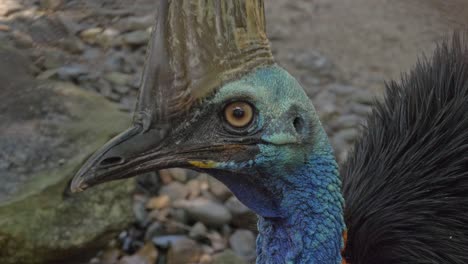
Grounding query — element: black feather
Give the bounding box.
[342,33,468,264]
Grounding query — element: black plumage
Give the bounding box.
[342,34,468,264]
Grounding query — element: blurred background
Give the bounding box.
[1,0,467,263]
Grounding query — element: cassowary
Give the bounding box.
[70,0,468,263]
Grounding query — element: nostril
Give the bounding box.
[293,117,305,134]
[100,156,124,167]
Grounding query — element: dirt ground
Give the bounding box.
[268,0,468,92]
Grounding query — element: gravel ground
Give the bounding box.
[1,0,467,263]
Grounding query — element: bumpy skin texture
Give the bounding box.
[209,66,345,263]
[342,36,468,263]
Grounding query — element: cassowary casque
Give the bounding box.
[71,0,468,263]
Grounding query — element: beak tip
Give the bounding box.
[70,177,88,193]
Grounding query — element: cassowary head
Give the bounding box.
[71,0,338,220]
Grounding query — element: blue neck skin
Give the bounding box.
[255,153,345,264]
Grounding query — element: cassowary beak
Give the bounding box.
[70,123,255,193]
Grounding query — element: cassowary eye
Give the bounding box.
[223,101,254,128]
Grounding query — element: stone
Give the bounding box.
[117,15,155,32]
[39,0,62,10]
[224,196,257,229]
[0,1,22,16]
[100,248,121,264]
[80,27,104,45]
[229,230,256,261]
[207,231,226,252]
[146,195,170,210]
[113,85,131,95]
[133,194,149,226]
[176,198,232,227]
[96,28,122,48]
[144,222,165,241]
[168,168,188,182]
[351,90,375,105]
[189,222,208,240]
[186,179,201,199]
[105,72,133,86]
[11,30,34,48]
[208,177,232,201]
[0,45,134,264]
[118,243,158,264]
[166,237,202,264]
[122,30,150,46]
[199,254,213,264]
[152,235,202,261]
[212,250,247,264]
[289,50,334,74]
[159,182,189,201]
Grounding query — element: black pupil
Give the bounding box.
[232,107,245,119]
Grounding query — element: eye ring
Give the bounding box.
[223,101,255,129]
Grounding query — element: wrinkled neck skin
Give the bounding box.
[255,149,345,264]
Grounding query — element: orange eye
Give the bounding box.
[224,102,254,128]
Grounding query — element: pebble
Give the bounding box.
[186,179,202,199]
[189,222,208,240]
[113,85,131,95]
[144,222,165,241]
[122,30,150,46]
[80,27,104,45]
[100,248,120,264]
[177,198,232,227]
[224,196,257,229]
[212,250,247,264]
[0,1,22,16]
[289,50,334,74]
[169,168,188,183]
[146,195,170,210]
[96,28,121,48]
[165,237,202,264]
[229,230,256,261]
[105,72,133,86]
[117,14,155,32]
[59,38,85,54]
[159,182,189,201]
[39,0,62,11]
[119,243,158,264]
[208,177,232,201]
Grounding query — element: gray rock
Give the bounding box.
[208,176,232,201]
[0,1,22,16]
[224,196,257,229]
[229,230,256,261]
[0,45,134,264]
[351,91,375,105]
[159,182,189,201]
[122,30,150,46]
[186,179,201,199]
[113,85,131,95]
[168,168,188,183]
[189,222,208,240]
[80,27,104,45]
[330,115,363,130]
[152,236,202,264]
[39,0,62,10]
[144,222,165,241]
[289,50,334,75]
[96,28,121,48]
[177,198,232,227]
[117,15,155,32]
[350,103,373,116]
[105,71,133,86]
[58,38,85,54]
[212,250,247,264]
